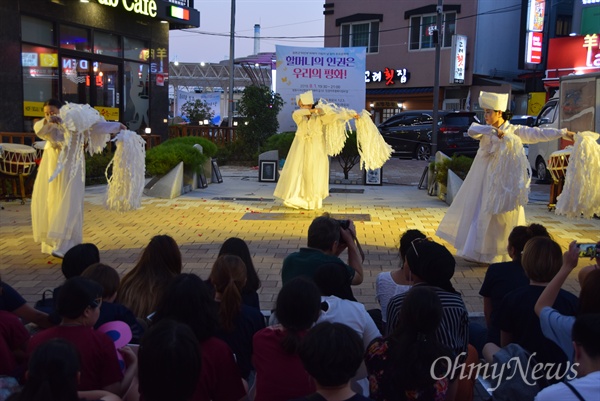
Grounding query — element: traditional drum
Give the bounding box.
[32,141,46,161]
[547,148,571,210]
[0,143,37,176]
[547,148,571,183]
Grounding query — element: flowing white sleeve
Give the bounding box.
[513,125,567,145]
[355,109,393,170]
[319,101,352,156]
[555,131,600,218]
[105,130,147,212]
[34,119,66,143]
[467,123,495,140]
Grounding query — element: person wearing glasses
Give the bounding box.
[436,91,575,264]
[27,277,137,397]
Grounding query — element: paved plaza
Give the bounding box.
[1,158,598,313]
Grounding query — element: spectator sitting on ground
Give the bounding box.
[534,241,600,361]
[135,319,202,401]
[8,338,120,401]
[151,273,246,401]
[479,224,551,345]
[209,255,265,381]
[0,310,30,378]
[314,263,380,396]
[375,229,424,327]
[291,322,372,401]
[281,214,363,300]
[365,286,455,401]
[216,237,262,310]
[577,241,599,284]
[385,238,473,401]
[27,277,137,396]
[252,277,321,401]
[119,235,182,320]
[80,263,145,344]
[484,237,578,372]
[0,274,52,329]
[534,313,600,401]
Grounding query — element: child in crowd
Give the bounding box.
[217,237,262,309]
[210,255,265,381]
[0,310,30,378]
[28,277,137,396]
[252,277,321,401]
[81,263,145,343]
[292,322,372,401]
[8,338,120,401]
[136,319,201,401]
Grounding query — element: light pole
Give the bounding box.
[227,0,236,129]
[431,0,443,159]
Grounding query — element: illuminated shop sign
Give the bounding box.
[97,0,157,17]
[524,0,545,65]
[170,5,189,20]
[365,67,410,85]
[450,35,467,84]
[544,34,600,81]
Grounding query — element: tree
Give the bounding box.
[336,130,360,179]
[180,99,215,125]
[236,85,284,153]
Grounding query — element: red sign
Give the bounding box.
[526,32,543,64]
[156,73,165,87]
[545,34,600,81]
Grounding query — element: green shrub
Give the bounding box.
[146,137,217,176]
[435,154,473,184]
[215,141,255,165]
[263,132,295,159]
[86,149,114,185]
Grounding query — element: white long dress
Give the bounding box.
[274,106,353,210]
[32,117,121,255]
[436,122,567,263]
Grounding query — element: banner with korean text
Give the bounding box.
[276,45,366,132]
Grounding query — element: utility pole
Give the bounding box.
[227,0,236,129]
[431,0,443,158]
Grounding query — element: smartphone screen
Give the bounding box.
[577,243,598,258]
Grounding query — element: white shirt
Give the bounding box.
[535,371,600,401]
[375,271,411,322]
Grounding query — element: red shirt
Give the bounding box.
[193,336,247,401]
[28,325,123,391]
[0,311,30,376]
[252,326,315,401]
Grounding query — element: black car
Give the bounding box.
[377,110,480,160]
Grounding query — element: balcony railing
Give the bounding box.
[168,125,239,146]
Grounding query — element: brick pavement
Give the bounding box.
[1,158,598,314]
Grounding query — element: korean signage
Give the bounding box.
[524,0,545,65]
[276,45,366,132]
[365,67,410,86]
[545,34,600,81]
[450,35,467,84]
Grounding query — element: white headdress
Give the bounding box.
[479,91,509,111]
[296,90,314,106]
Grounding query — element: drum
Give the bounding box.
[547,149,571,183]
[0,143,37,176]
[32,141,47,161]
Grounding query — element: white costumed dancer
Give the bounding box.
[274,90,392,210]
[436,91,575,264]
[32,100,145,258]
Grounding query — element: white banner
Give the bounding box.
[276,45,366,132]
[177,91,222,125]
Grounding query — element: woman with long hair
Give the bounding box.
[217,237,262,309]
[365,286,453,401]
[118,235,182,319]
[210,255,265,380]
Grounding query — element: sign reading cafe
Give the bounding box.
[97,0,157,17]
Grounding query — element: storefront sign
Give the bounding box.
[94,106,120,121]
[545,34,600,81]
[524,0,545,65]
[365,67,410,85]
[526,32,543,63]
[450,35,467,84]
[97,0,157,18]
[169,5,189,20]
[23,101,44,118]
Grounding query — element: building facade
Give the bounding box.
[0,0,199,137]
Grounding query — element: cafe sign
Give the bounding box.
[97,0,157,18]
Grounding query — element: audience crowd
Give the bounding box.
[0,214,598,401]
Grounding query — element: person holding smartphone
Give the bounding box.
[578,241,600,284]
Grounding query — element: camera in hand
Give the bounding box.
[337,219,350,230]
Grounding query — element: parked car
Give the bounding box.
[377,110,480,160]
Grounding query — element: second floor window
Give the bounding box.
[409,12,456,50]
[341,21,379,53]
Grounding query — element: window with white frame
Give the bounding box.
[341,21,379,53]
[409,12,456,50]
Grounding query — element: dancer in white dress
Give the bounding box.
[32,99,125,258]
[436,91,574,264]
[274,91,392,210]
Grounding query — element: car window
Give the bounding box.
[537,102,557,125]
[444,115,474,126]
